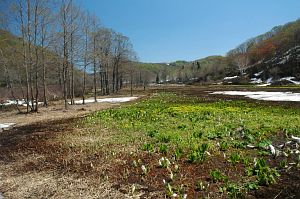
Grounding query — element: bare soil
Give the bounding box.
[0,85,300,198]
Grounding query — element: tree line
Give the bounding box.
[0,0,137,112]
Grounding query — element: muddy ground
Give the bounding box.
[0,85,300,198]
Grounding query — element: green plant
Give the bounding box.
[174,147,183,160]
[229,153,241,165]
[158,134,172,143]
[141,143,154,152]
[192,131,203,139]
[147,130,158,137]
[279,159,287,168]
[165,183,187,198]
[188,143,209,163]
[210,169,227,183]
[253,158,280,185]
[226,183,243,199]
[231,140,246,149]
[159,157,171,168]
[159,144,168,154]
[242,157,250,166]
[220,141,229,151]
[257,139,271,149]
[244,182,258,191]
[245,167,253,176]
[177,124,187,130]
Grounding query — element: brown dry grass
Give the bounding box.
[1,85,300,198]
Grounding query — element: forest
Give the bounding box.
[0,0,160,112]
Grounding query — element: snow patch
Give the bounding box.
[0,123,15,132]
[224,76,238,80]
[250,78,262,84]
[256,83,271,87]
[279,77,300,85]
[254,71,263,77]
[73,97,138,104]
[0,99,43,107]
[210,91,300,102]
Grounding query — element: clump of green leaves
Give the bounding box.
[223,183,243,199]
[165,183,187,198]
[192,131,203,139]
[141,143,154,152]
[147,130,158,137]
[158,134,172,143]
[227,184,243,199]
[210,169,227,183]
[159,144,168,154]
[229,153,241,165]
[279,159,287,168]
[188,143,209,163]
[174,147,183,160]
[220,141,229,151]
[159,157,171,168]
[252,158,280,185]
[244,182,259,191]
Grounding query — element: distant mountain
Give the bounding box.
[233,19,300,85]
[164,19,300,85]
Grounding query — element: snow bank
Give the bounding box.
[250,78,263,84]
[0,99,43,106]
[210,91,300,102]
[0,123,15,132]
[279,77,300,85]
[73,97,138,105]
[254,71,263,77]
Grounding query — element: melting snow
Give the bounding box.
[0,99,43,106]
[250,78,263,84]
[224,76,238,80]
[210,91,300,102]
[0,123,15,132]
[279,77,300,85]
[254,71,264,77]
[73,97,138,104]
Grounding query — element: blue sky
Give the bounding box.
[79,0,300,63]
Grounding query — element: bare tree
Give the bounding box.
[111,32,134,93]
[17,0,31,113]
[90,15,100,102]
[58,0,74,109]
[95,28,112,96]
[81,11,92,104]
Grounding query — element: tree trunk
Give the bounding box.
[41,20,47,107]
[82,65,86,105]
[27,0,34,111]
[33,3,39,112]
[70,32,74,105]
[19,1,30,113]
[130,72,133,97]
[63,6,68,110]
[1,49,21,113]
[93,35,97,102]
[112,64,116,93]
